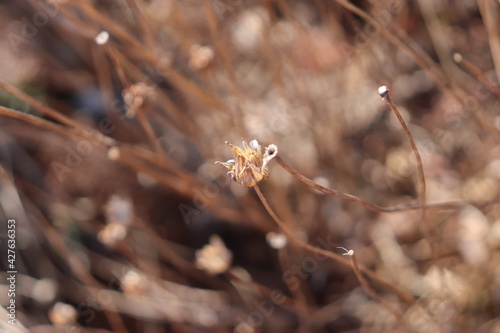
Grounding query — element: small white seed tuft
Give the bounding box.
[378,85,389,98]
[95,31,110,45]
[249,139,259,151]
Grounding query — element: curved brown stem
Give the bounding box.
[0,80,83,130]
[275,156,463,213]
[379,86,433,260]
[338,248,411,332]
[253,185,416,306]
[453,53,500,97]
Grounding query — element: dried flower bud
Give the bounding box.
[48,302,77,326]
[266,232,287,249]
[378,85,389,99]
[195,235,232,275]
[337,246,354,256]
[95,31,109,45]
[97,222,127,247]
[121,270,148,295]
[107,146,120,160]
[123,82,153,118]
[216,139,278,188]
[188,44,214,71]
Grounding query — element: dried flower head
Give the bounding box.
[216,139,278,188]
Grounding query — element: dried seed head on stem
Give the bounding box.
[378,87,427,217]
[213,122,436,313]
[216,139,278,188]
[378,86,433,261]
[214,131,449,308]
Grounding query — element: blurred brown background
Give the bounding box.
[0,0,499,332]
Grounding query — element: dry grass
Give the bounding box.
[0,1,499,332]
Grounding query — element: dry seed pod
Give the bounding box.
[216,139,278,187]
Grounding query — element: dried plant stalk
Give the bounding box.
[21,194,129,333]
[333,0,500,141]
[453,53,500,97]
[275,156,463,213]
[253,185,416,306]
[338,247,410,331]
[0,80,83,130]
[378,86,432,258]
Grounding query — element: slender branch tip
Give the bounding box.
[337,246,354,256]
[378,85,389,98]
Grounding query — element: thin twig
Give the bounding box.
[0,106,255,232]
[333,0,500,140]
[105,44,169,158]
[58,2,225,111]
[0,80,83,130]
[0,106,110,145]
[453,53,500,97]
[478,0,500,82]
[378,86,431,258]
[277,248,311,324]
[108,147,251,226]
[253,185,416,306]
[20,193,129,333]
[203,0,240,97]
[275,156,463,213]
[337,247,410,332]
